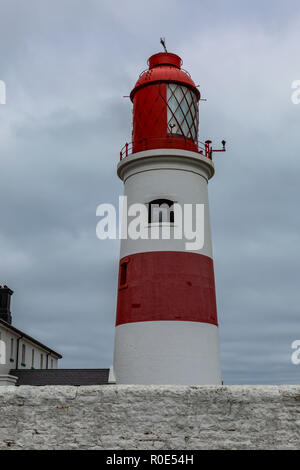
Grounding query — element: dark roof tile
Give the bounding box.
[10,369,110,386]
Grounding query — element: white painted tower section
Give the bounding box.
[117,149,214,258]
[114,322,221,385]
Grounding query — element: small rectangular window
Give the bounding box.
[10,338,14,357]
[31,349,35,368]
[40,353,44,369]
[21,344,26,364]
[119,260,129,288]
[148,199,174,224]
[51,358,54,369]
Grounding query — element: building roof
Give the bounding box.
[11,369,110,386]
[0,319,62,359]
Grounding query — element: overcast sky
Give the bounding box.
[1,0,300,384]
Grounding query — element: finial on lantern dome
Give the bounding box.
[160,37,168,53]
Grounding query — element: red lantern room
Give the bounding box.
[129,52,201,154]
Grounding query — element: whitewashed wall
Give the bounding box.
[0,385,300,450]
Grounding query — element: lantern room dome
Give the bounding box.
[130,52,200,101]
[148,52,182,69]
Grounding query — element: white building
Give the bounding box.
[0,285,62,385]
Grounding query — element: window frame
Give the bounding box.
[21,343,26,366]
[119,257,129,290]
[148,199,175,224]
[166,83,199,143]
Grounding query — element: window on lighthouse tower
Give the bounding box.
[148,199,174,224]
[167,84,198,142]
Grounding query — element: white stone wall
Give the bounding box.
[1,385,300,450]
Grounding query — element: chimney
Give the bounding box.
[0,285,14,324]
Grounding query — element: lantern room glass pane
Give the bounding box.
[167,84,198,142]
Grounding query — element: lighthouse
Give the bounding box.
[113,48,225,385]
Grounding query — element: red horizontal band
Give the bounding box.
[116,251,218,326]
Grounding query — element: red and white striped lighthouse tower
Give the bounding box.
[113,48,225,384]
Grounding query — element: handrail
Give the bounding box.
[120,138,226,161]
